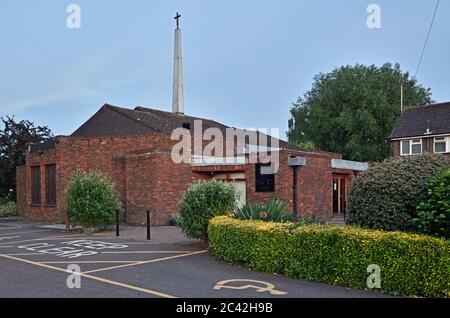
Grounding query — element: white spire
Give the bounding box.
[172,12,184,114]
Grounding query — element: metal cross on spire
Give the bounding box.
[174,12,181,29]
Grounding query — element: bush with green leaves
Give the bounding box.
[412,168,450,238]
[66,170,121,229]
[178,180,237,240]
[347,153,450,231]
[233,199,292,222]
[209,216,450,297]
[0,199,16,217]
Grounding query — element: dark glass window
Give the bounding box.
[255,163,275,192]
[45,164,56,205]
[31,166,41,205]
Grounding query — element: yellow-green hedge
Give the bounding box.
[208,216,450,297]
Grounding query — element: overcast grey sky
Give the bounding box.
[1,0,448,139]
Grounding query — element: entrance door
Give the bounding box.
[231,180,247,208]
[332,175,349,216]
[213,173,247,208]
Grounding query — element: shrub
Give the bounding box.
[233,199,292,222]
[66,170,121,229]
[178,180,237,240]
[208,216,450,297]
[413,168,450,238]
[347,153,450,231]
[0,200,16,217]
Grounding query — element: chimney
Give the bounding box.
[172,12,184,114]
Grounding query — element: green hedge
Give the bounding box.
[347,153,450,231]
[0,200,16,217]
[208,216,450,297]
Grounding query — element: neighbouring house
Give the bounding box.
[390,102,450,156]
[15,104,368,225]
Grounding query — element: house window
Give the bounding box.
[411,139,422,154]
[401,139,422,155]
[434,137,447,153]
[31,166,41,205]
[45,164,56,205]
[255,163,275,192]
[401,140,410,155]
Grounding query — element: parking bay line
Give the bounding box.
[27,236,161,244]
[101,250,200,254]
[0,230,51,237]
[0,253,177,298]
[39,260,143,264]
[0,234,89,246]
[82,250,208,274]
[3,253,43,256]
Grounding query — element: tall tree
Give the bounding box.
[0,117,53,200]
[287,63,432,162]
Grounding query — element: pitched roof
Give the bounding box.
[389,102,450,139]
[71,104,299,150]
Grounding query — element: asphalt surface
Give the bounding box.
[0,221,387,298]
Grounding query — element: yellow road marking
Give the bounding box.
[39,260,142,264]
[83,250,208,274]
[0,236,20,241]
[4,253,43,256]
[58,236,159,241]
[29,236,161,244]
[0,230,50,237]
[0,253,177,298]
[101,250,199,254]
[0,234,84,246]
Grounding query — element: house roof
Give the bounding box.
[389,102,450,139]
[71,104,300,150]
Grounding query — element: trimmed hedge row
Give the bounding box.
[208,216,450,297]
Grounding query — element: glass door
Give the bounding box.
[332,175,349,216]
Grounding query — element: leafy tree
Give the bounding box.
[0,116,53,200]
[287,63,432,161]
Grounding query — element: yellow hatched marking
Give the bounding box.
[83,250,208,274]
[0,253,176,298]
[101,250,199,254]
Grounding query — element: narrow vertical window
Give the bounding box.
[255,163,275,192]
[411,139,422,154]
[31,166,41,205]
[45,164,56,205]
[401,140,410,156]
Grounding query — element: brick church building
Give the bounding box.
[16,103,367,225]
[15,15,368,225]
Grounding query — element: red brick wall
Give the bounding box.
[246,150,341,221]
[22,148,63,222]
[16,166,26,217]
[19,133,172,222]
[125,151,209,225]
